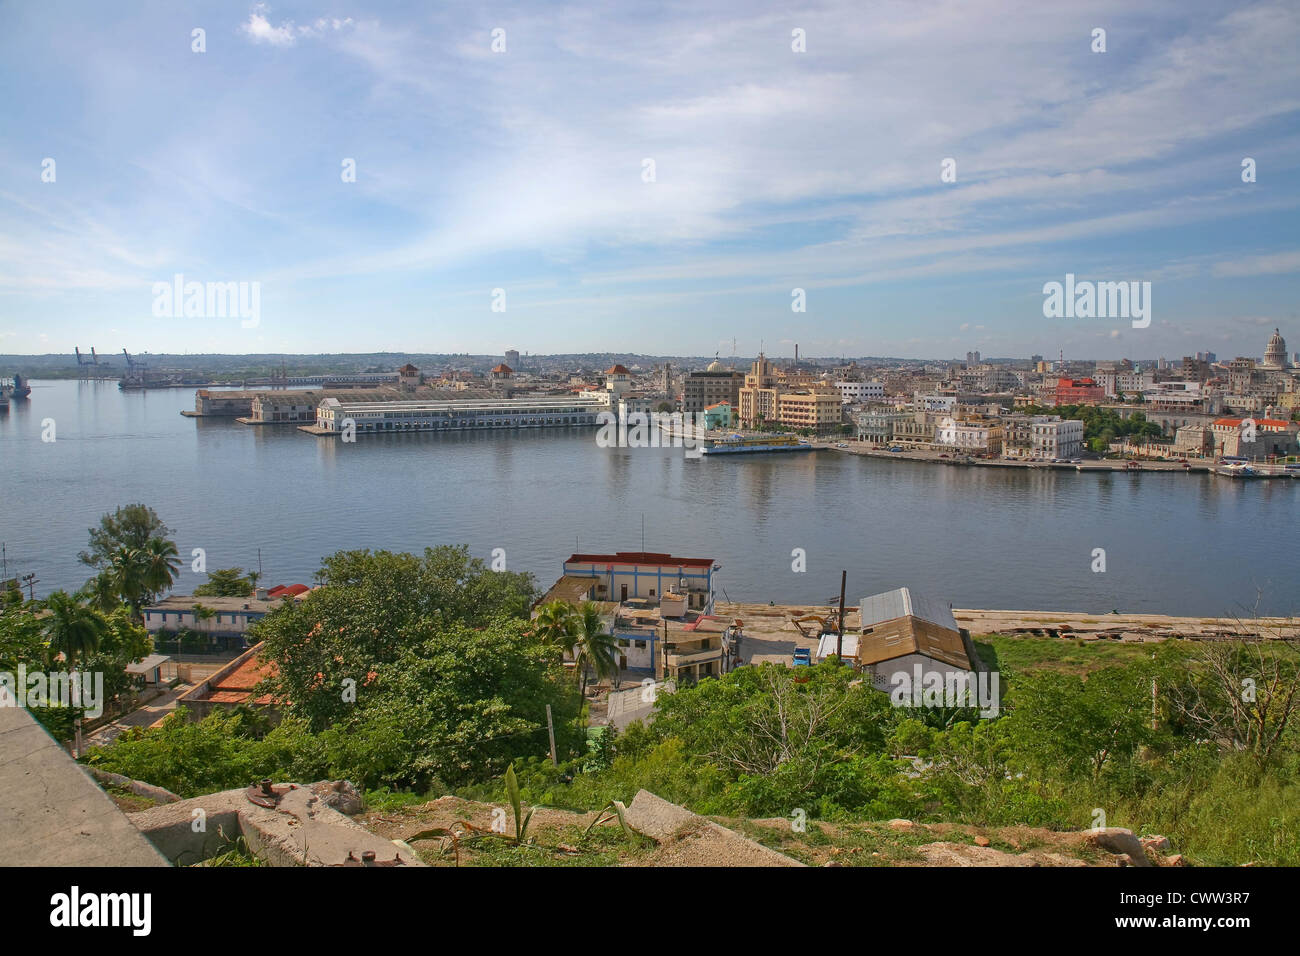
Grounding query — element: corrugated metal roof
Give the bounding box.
[859,587,956,631]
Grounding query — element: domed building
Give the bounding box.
[1262,328,1288,370]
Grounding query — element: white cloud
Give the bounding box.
[240,5,353,47]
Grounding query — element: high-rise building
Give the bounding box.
[505,349,520,372]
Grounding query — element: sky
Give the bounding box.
[0,0,1297,361]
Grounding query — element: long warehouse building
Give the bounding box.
[315,394,611,434]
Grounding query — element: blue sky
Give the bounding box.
[1,0,1297,360]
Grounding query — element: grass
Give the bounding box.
[409,819,653,867]
[978,634,1161,676]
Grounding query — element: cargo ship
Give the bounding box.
[0,374,30,400]
[699,434,814,455]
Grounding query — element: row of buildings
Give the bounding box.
[183,329,1299,453]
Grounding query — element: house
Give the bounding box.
[143,594,284,653]
[702,402,734,429]
[537,551,731,683]
[557,551,717,613]
[856,588,983,702]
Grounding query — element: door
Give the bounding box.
[621,584,628,602]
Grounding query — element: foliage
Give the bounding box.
[78,504,173,572]
[194,568,254,597]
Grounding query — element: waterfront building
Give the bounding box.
[142,594,281,653]
[314,394,610,434]
[538,552,727,683]
[1174,424,1213,456]
[1031,418,1085,458]
[284,372,401,388]
[682,362,743,414]
[855,408,911,444]
[737,354,840,432]
[193,390,254,417]
[1209,417,1300,457]
[703,402,734,429]
[776,386,842,432]
[553,551,717,612]
[738,354,779,424]
[934,417,1003,455]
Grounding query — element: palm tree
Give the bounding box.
[43,590,108,668]
[532,600,576,649]
[571,601,620,699]
[140,536,180,600]
[95,546,148,618]
[42,591,110,758]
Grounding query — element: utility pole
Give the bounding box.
[836,569,847,664]
[545,704,557,766]
[21,573,37,602]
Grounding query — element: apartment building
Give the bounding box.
[682,363,744,414]
[1031,418,1085,458]
[835,380,886,404]
[935,418,1004,455]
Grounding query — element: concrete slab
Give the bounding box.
[0,705,167,867]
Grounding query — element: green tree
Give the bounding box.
[79,504,172,573]
[42,590,108,667]
[139,537,181,598]
[1006,666,1157,781]
[194,568,254,597]
[532,600,576,649]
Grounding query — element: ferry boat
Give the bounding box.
[699,434,814,456]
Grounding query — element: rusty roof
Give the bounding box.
[856,616,970,670]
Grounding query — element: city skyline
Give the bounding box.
[2,1,1298,359]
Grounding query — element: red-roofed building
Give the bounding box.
[1055,377,1105,405]
[1209,417,1299,457]
[177,643,282,722]
[265,583,311,600]
[490,363,514,381]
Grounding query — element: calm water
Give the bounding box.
[1,379,1296,617]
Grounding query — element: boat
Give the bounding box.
[0,373,30,401]
[1215,461,1262,479]
[699,434,814,456]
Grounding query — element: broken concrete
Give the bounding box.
[623,789,804,867]
[130,782,424,867]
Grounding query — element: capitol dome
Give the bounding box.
[1263,328,1287,369]
[706,360,723,371]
